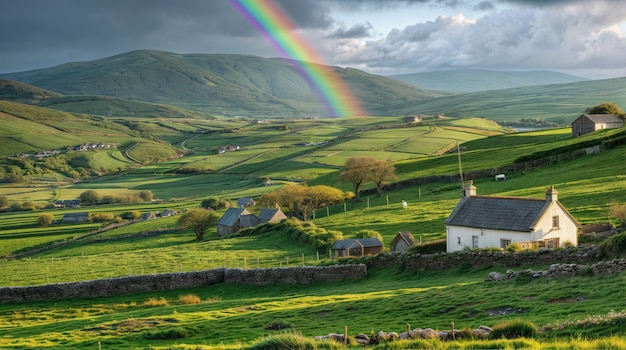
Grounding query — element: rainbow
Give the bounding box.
[230,0,366,118]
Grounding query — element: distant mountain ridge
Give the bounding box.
[389,69,588,93]
[0,50,448,117]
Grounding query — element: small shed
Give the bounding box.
[62,212,89,224]
[258,207,287,223]
[332,238,384,258]
[391,231,416,252]
[216,208,259,236]
[237,197,256,208]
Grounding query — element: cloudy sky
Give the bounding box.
[1,0,625,79]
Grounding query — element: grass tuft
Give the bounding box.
[142,297,168,307]
[178,293,201,304]
[489,319,537,339]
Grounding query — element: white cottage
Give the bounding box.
[445,182,580,252]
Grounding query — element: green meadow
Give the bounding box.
[2,112,626,348]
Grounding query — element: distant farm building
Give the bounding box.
[216,208,259,236]
[258,207,287,223]
[237,197,256,208]
[54,199,80,208]
[62,212,90,224]
[406,116,423,124]
[445,182,580,252]
[571,114,623,137]
[390,231,416,252]
[332,238,384,258]
[161,209,178,217]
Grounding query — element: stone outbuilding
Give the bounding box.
[571,114,623,137]
[258,207,287,223]
[445,182,581,252]
[332,238,384,258]
[216,208,258,236]
[391,231,416,252]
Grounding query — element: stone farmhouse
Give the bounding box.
[445,182,580,252]
[216,207,287,236]
[571,113,623,137]
[332,238,384,258]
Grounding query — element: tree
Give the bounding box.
[586,103,625,119]
[200,197,230,210]
[178,208,219,241]
[338,156,379,201]
[79,190,101,206]
[121,210,141,220]
[371,159,397,196]
[258,185,347,220]
[138,190,153,202]
[38,213,55,227]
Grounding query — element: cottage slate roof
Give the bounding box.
[581,114,622,124]
[445,196,548,232]
[217,208,252,226]
[332,238,383,250]
[258,208,284,222]
[391,231,415,247]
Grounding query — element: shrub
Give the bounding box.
[38,213,55,227]
[514,270,534,285]
[354,229,383,241]
[248,332,315,350]
[489,320,537,339]
[264,321,293,330]
[506,242,522,252]
[599,232,626,258]
[143,327,189,340]
[89,212,115,223]
[178,294,201,304]
[142,297,168,307]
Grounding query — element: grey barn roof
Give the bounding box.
[258,208,282,222]
[332,238,383,250]
[580,114,622,124]
[445,196,548,232]
[217,208,252,226]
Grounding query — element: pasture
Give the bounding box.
[2,115,626,348]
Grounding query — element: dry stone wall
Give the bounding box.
[367,246,602,271]
[0,265,367,303]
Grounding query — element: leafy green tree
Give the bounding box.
[38,213,55,227]
[79,190,101,206]
[200,197,230,210]
[121,210,141,220]
[178,208,219,241]
[586,103,625,118]
[338,156,379,201]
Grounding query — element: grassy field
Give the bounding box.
[2,113,626,348]
[0,265,624,348]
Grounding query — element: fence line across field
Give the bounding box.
[2,251,336,286]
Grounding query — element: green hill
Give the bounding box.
[389,69,588,93]
[0,50,448,117]
[390,77,626,124]
[0,79,216,120]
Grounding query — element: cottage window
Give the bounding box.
[457,237,461,245]
[472,236,479,249]
[552,215,560,229]
[500,239,512,249]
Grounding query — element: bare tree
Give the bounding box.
[371,159,397,196]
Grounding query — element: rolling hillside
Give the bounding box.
[0,50,448,117]
[389,69,587,93]
[388,77,626,124]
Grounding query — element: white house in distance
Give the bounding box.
[445,181,581,252]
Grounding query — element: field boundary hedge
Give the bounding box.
[0,264,367,303]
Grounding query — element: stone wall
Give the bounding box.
[366,246,602,271]
[0,265,367,303]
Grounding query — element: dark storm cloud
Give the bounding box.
[473,1,496,11]
[329,23,374,39]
